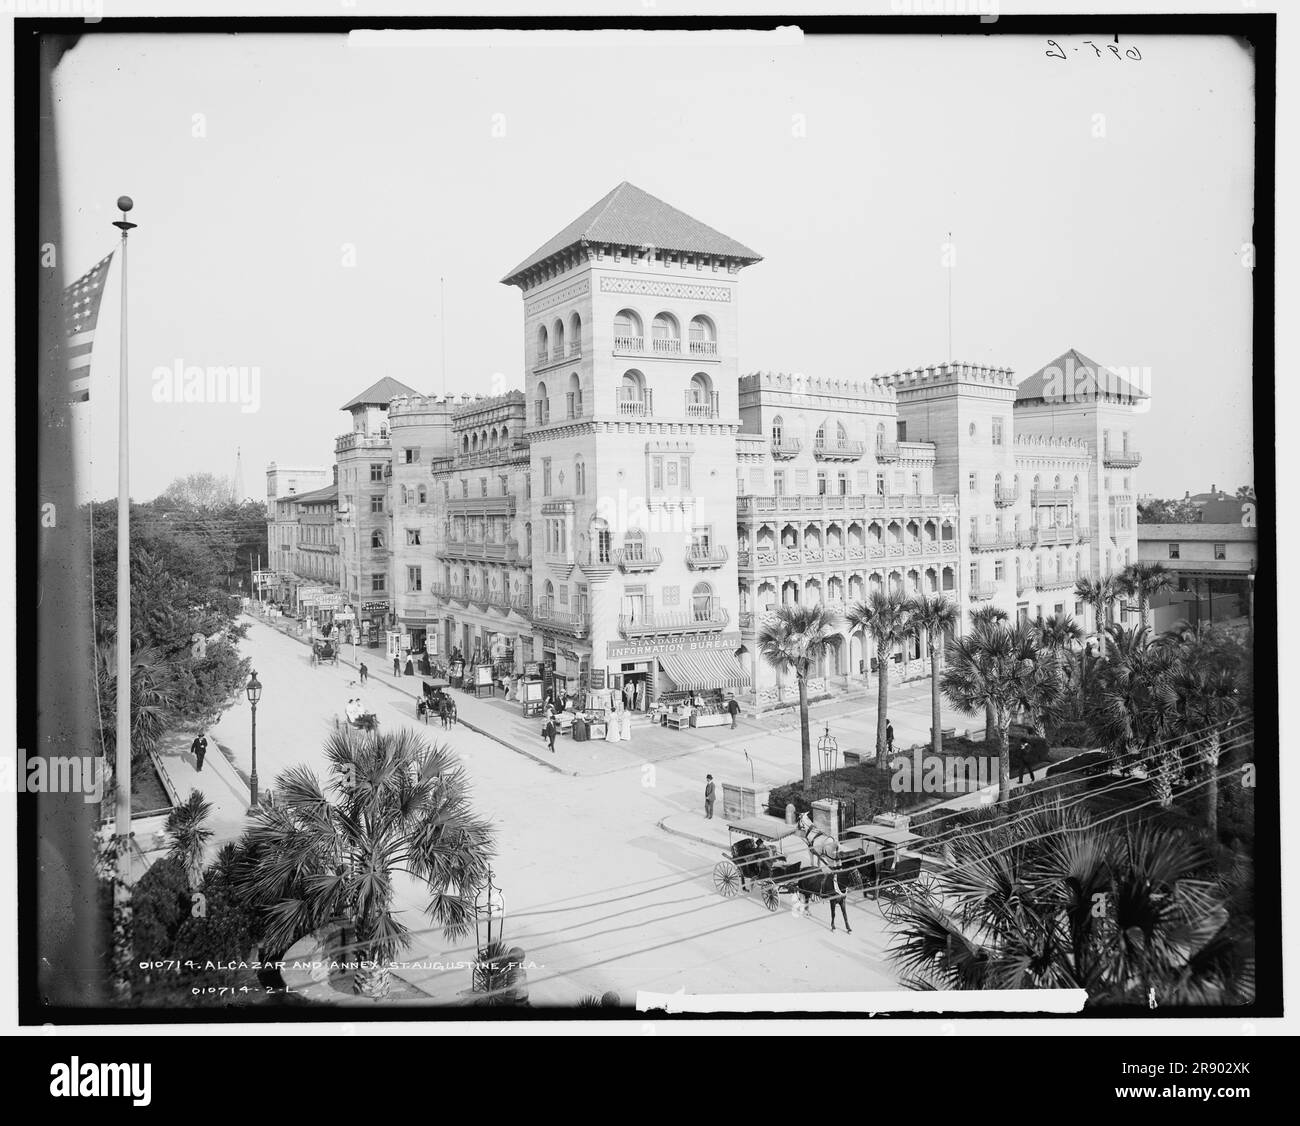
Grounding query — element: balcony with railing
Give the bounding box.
[813,439,867,462]
[1037,569,1081,591]
[510,593,534,615]
[335,431,391,455]
[684,390,720,420]
[438,539,521,563]
[994,483,1020,507]
[689,338,718,357]
[651,336,681,355]
[1030,487,1074,507]
[737,493,959,519]
[770,438,802,460]
[533,603,591,636]
[615,388,653,418]
[873,442,900,462]
[1102,448,1142,468]
[612,546,663,573]
[445,495,516,518]
[1033,521,1081,548]
[969,531,1021,552]
[612,335,645,355]
[968,581,998,601]
[533,341,583,372]
[685,544,729,571]
[618,606,730,638]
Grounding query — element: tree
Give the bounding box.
[1234,485,1255,501]
[757,604,841,788]
[1119,560,1177,630]
[232,727,495,999]
[888,800,1253,1005]
[166,790,214,891]
[1138,497,1202,524]
[907,594,960,756]
[940,618,1062,804]
[95,643,180,772]
[1034,613,1084,697]
[1075,574,1121,633]
[160,472,235,510]
[847,590,912,767]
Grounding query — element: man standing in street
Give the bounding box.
[191,732,208,773]
[704,774,716,819]
[359,662,368,685]
[886,719,895,757]
[726,695,740,729]
[393,653,401,676]
[543,715,557,754]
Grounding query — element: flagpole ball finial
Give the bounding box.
[117,196,134,212]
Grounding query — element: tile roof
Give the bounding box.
[340,377,422,410]
[292,483,338,505]
[502,182,762,284]
[1015,348,1149,404]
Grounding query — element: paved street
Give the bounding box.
[209,616,905,1005]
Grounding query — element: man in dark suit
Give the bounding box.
[191,732,208,773]
[704,775,716,819]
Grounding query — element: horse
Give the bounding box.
[796,812,840,868]
[795,870,853,932]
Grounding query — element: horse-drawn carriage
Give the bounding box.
[711,812,929,931]
[417,679,457,726]
[338,698,379,732]
[311,638,339,667]
[712,818,807,911]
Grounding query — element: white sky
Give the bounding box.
[51,29,1256,501]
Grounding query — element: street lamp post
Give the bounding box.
[246,670,262,807]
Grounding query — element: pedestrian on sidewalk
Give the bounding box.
[726,696,740,729]
[191,732,208,773]
[886,719,895,757]
[704,775,716,819]
[1017,739,1034,784]
[543,715,557,754]
[393,654,401,676]
[359,662,368,685]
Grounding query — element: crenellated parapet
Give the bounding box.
[739,370,895,408]
[872,361,1017,398]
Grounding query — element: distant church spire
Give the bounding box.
[232,446,245,503]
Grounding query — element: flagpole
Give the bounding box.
[112,196,137,998]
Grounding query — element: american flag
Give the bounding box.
[64,251,115,404]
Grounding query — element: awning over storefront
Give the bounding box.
[658,649,750,692]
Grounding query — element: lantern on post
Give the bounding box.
[817,723,839,799]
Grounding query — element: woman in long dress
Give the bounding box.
[605,703,623,742]
[620,704,633,741]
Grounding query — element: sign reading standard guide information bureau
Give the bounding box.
[606,633,742,661]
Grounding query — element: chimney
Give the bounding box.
[1211,483,1216,495]
[332,463,338,485]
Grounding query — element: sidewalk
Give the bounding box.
[147,725,252,861]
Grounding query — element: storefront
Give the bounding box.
[605,633,749,713]
[360,599,390,648]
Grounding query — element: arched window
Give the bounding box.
[552,318,565,358]
[1054,474,1062,489]
[371,531,383,549]
[490,427,498,447]
[1033,474,1041,489]
[536,324,548,364]
[692,581,714,621]
[618,370,646,414]
[591,517,611,564]
[535,380,549,425]
[688,315,716,356]
[470,433,478,453]
[462,434,469,453]
[569,312,582,355]
[836,421,848,446]
[543,580,554,611]
[613,309,642,349]
[418,485,426,504]
[815,421,827,449]
[574,456,586,495]
[623,527,646,563]
[568,371,582,418]
[772,414,784,445]
[652,312,680,354]
[994,472,1003,487]
[875,421,886,449]
[524,522,532,556]
[688,372,713,416]
[501,426,509,444]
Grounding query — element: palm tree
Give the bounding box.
[940,617,1062,804]
[847,590,912,767]
[166,789,214,891]
[757,603,842,788]
[1075,574,1121,634]
[967,603,1010,742]
[1034,612,1085,704]
[95,642,179,770]
[1119,561,1177,629]
[888,800,1253,1005]
[233,726,494,999]
[907,594,960,756]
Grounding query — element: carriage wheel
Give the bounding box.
[713,861,741,897]
[760,882,780,912]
